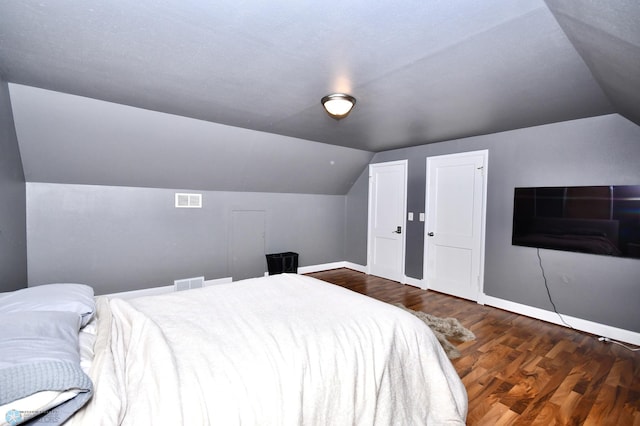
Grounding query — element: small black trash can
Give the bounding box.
[266,252,299,275]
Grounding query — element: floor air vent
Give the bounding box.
[174,276,205,291]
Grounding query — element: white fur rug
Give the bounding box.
[393,303,475,359]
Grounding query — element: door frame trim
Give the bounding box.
[367,159,408,283]
[423,150,488,299]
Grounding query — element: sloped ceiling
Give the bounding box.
[9,83,373,195]
[0,1,638,193]
[544,1,640,126]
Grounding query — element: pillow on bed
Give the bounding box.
[0,311,82,368]
[0,283,95,327]
[0,311,93,425]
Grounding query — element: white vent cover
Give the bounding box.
[175,193,202,208]
[174,276,205,291]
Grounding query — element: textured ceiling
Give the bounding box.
[544,0,640,127]
[0,0,637,153]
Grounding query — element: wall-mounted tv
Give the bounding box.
[512,185,640,259]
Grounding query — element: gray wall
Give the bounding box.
[27,183,346,295]
[345,113,640,332]
[344,167,369,266]
[0,80,27,291]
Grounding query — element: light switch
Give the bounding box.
[419,213,425,222]
[408,212,414,221]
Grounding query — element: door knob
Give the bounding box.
[393,226,402,234]
[427,232,434,236]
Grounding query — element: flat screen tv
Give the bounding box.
[512,185,640,259]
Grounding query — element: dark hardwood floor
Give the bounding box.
[307,268,640,426]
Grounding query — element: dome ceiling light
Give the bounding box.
[321,93,356,120]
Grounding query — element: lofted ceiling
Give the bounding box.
[1,1,638,154]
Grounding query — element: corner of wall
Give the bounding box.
[0,79,28,291]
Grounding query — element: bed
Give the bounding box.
[1,273,467,425]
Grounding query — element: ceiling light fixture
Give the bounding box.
[321,93,356,120]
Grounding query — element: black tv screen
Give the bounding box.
[512,185,640,259]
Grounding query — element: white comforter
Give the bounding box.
[69,274,467,425]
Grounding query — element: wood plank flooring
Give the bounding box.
[307,268,640,426]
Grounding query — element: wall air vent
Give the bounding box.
[175,193,202,208]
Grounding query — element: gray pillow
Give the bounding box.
[0,283,95,327]
[0,310,93,425]
[0,311,82,369]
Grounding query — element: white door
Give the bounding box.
[424,150,487,301]
[230,210,266,281]
[368,160,407,282]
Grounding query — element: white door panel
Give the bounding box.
[372,235,402,278]
[434,164,476,237]
[432,246,472,287]
[368,161,407,282]
[425,151,487,301]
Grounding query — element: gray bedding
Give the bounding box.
[0,361,93,425]
[0,310,93,425]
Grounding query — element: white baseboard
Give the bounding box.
[297,261,345,274]
[106,276,233,299]
[204,277,233,286]
[107,263,366,299]
[479,294,640,346]
[297,261,367,274]
[343,262,367,273]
